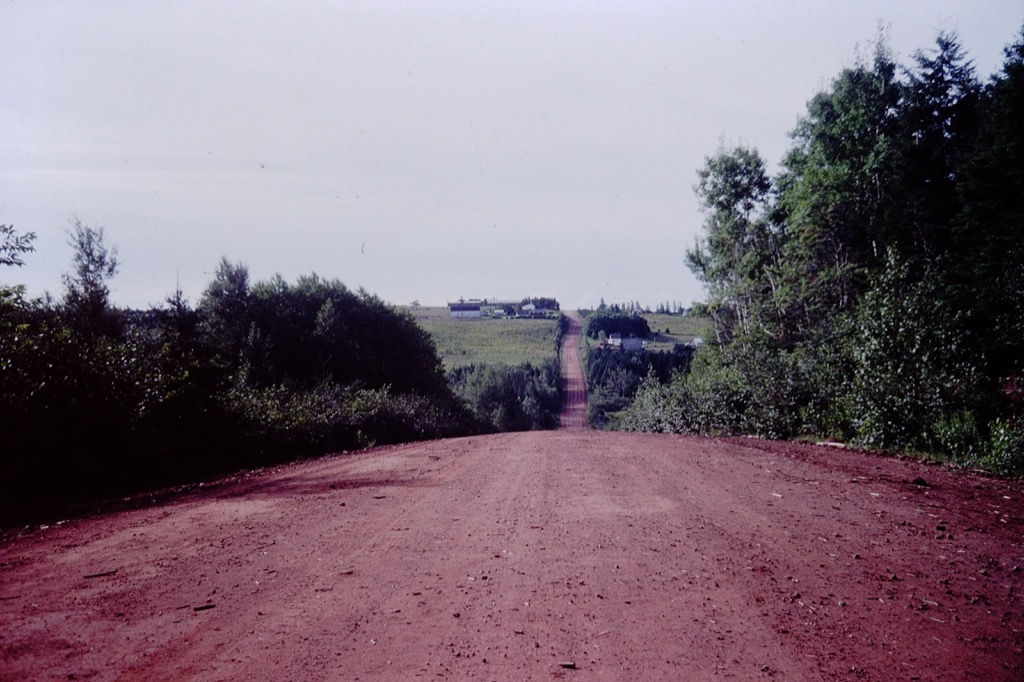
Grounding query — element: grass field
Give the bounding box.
[640,313,713,351]
[407,307,560,370]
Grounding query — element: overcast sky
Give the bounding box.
[2,1,1022,310]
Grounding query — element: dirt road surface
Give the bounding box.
[2,317,1023,680]
[558,311,587,432]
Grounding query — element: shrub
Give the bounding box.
[975,419,1024,476]
[843,253,983,452]
[449,361,561,432]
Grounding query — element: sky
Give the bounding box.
[2,1,1022,311]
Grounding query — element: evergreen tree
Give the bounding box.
[953,25,1024,384]
[899,32,981,260]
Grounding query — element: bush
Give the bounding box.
[843,253,984,452]
[0,260,485,522]
[622,372,694,433]
[622,338,807,439]
[449,361,561,432]
[975,419,1024,476]
[934,410,986,464]
[585,343,694,428]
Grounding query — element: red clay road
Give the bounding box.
[1,317,1023,680]
[559,311,587,432]
[2,434,1022,680]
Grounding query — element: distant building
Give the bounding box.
[608,333,644,351]
[449,302,482,319]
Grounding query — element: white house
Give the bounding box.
[608,333,644,351]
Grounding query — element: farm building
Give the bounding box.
[449,302,482,319]
[608,333,644,351]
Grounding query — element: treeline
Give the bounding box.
[0,222,485,521]
[595,299,690,315]
[583,311,651,340]
[625,29,1024,474]
[523,297,560,311]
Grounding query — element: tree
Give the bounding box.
[0,224,36,268]
[583,311,651,340]
[62,217,120,338]
[899,32,981,259]
[686,145,774,341]
[199,257,252,370]
[775,37,903,336]
[952,24,1024,383]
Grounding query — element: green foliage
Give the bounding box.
[933,410,986,464]
[774,39,904,338]
[841,252,982,451]
[638,313,709,351]
[199,257,251,369]
[624,339,807,439]
[625,28,1024,475]
[0,240,487,521]
[522,297,560,311]
[585,343,694,428]
[61,218,122,339]
[1,304,207,516]
[583,311,651,340]
[977,419,1024,476]
[0,224,36,269]
[951,27,1024,381]
[200,271,448,397]
[620,372,693,433]
[221,381,474,456]
[687,145,776,341]
[449,361,561,432]
[554,313,570,358]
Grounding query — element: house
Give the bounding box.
[608,333,644,351]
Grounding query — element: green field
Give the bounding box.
[407,307,560,370]
[640,313,713,351]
